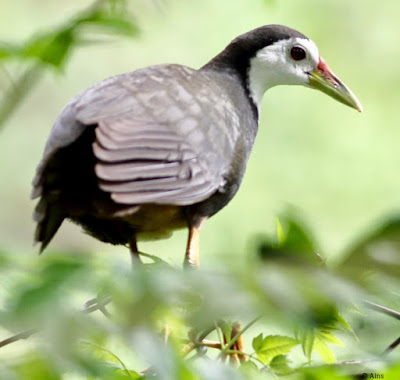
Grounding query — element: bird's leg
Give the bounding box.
[230,322,247,364]
[184,217,207,269]
[219,321,247,366]
[180,217,208,357]
[184,226,200,268]
[182,218,248,364]
[129,234,142,268]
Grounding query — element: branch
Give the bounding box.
[385,336,400,353]
[0,295,112,349]
[0,328,38,349]
[363,300,400,321]
[363,300,400,354]
[81,295,112,317]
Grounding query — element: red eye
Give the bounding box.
[291,46,306,61]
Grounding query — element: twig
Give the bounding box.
[362,300,400,355]
[81,295,112,317]
[384,336,400,353]
[201,339,222,349]
[180,338,222,350]
[180,325,216,358]
[0,295,112,349]
[0,328,38,349]
[363,300,400,321]
[179,341,196,357]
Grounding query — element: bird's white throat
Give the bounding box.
[247,37,319,110]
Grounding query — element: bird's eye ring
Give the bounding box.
[290,46,306,61]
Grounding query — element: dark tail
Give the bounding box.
[33,196,65,253]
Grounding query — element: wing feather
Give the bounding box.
[111,181,214,205]
[93,119,220,205]
[95,127,182,150]
[93,142,195,163]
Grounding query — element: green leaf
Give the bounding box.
[336,313,357,339]
[276,218,285,244]
[257,216,319,262]
[299,366,353,380]
[240,360,260,377]
[240,360,259,372]
[2,5,138,69]
[385,362,400,378]
[77,10,139,37]
[340,217,400,277]
[317,310,357,340]
[252,333,263,352]
[282,218,316,254]
[79,341,140,379]
[22,29,75,68]
[314,336,336,364]
[256,335,299,364]
[300,329,315,362]
[317,331,343,346]
[269,355,293,375]
[11,353,61,380]
[0,43,18,60]
[176,360,201,380]
[5,255,87,323]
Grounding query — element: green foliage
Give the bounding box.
[269,355,292,375]
[257,216,320,263]
[0,216,399,379]
[79,341,142,379]
[22,29,76,68]
[10,353,61,380]
[8,256,85,319]
[252,334,298,363]
[0,0,139,128]
[295,308,353,364]
[2,7,138,69]
[341,217,400,279]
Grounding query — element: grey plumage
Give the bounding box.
[32,63,257,250]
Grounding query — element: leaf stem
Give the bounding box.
[0,64,43,130]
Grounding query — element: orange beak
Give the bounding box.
[308,57,363,112]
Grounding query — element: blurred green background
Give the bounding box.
[1,0,399,266]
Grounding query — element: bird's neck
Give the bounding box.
[246,57,282,109]
[201,50,261,121]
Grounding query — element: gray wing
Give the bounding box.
[92,118,220,205]
[76,64,239,207]
[33,64,238,207]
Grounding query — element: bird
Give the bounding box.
[32,24,362,267]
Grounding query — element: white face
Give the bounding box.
[247,37,320,108]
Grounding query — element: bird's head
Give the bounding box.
[204,25,363,114]
[247,31,363,112]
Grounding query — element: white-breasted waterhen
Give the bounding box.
[32,25,362,266]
